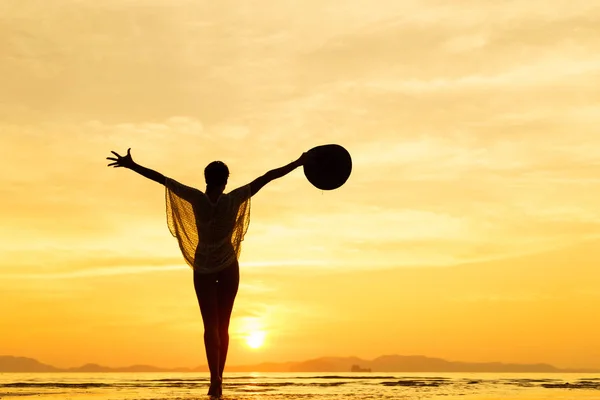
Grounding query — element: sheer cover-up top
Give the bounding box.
[165,178,251,274]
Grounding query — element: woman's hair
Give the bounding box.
[204,161,229,187]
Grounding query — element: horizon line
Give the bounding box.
[3,354,599,373]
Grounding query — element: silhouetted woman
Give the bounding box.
[107,148,307,397]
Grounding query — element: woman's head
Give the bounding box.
[204,161,229,188]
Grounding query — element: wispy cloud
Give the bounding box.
[0,265,185,280]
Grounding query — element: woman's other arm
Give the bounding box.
[249,152,308,197]
[107,148,200,202]
[107,148,166,185]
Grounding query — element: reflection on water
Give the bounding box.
[1,372,599,399]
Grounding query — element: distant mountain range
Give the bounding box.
[1,355,598,373]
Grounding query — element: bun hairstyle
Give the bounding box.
[204,161,230,187]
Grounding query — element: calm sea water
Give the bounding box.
[1,372,599,400]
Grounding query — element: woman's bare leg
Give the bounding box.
[193,271,221,396]
[216,262,240,380]
[193,262,239,397]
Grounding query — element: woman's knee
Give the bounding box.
[204,327,220,345]
[218,324,230,338]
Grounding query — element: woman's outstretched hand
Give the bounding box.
[297,151,316,167]
[107,148,135,169]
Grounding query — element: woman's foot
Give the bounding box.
[207,378,222,398]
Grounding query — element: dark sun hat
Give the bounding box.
[303,144,352,190]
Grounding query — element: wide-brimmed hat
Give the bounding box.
[303,144,352,190]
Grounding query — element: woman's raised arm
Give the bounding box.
[249,152,309,197]
[107,148,166,185]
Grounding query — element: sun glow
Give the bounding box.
[246,331,266,349]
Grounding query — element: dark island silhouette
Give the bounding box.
[2,355,598,373]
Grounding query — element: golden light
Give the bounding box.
[245,331,266,349]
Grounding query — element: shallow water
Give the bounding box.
[1,372,600,399]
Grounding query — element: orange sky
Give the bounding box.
[1,0,600,370]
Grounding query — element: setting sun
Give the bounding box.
[246,331,266,349]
